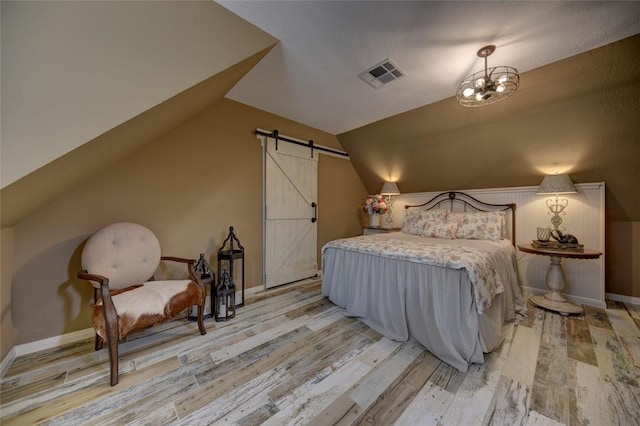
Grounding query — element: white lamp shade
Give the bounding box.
[380,181,400,195]
[536,174,577,194]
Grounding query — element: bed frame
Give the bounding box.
[404,191,517,246]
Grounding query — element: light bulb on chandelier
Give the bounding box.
[456,45,520,107]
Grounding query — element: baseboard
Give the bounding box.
[2,328,94,377]
[13,327,95,358]
[522,286,607,309]
[244,285,265,296]
[0,347,16,378]
[256,273,323,292]
[606,292,640,305]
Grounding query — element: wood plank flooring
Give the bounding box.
[1,279,639,425]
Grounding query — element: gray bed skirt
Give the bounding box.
[321,243,521,372]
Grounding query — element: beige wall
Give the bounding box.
[1,227,15,359]
[338,34,640,297]
[635,223,640,295]
[318,154,369,262]
[607,221,640,298]
[1,0,276,187]
[8,98,366,346]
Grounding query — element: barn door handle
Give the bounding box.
[311,202,317,223]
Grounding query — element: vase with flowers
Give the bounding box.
[362,194,388,228]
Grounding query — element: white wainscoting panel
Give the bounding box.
[386,183,605,308]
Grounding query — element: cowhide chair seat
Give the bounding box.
[78,222,206,386]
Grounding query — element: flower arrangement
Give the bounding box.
[362,194,388,215]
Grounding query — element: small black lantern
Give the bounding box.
[217,226,245,307]
[189,253,214,320]
[214,268,236,321]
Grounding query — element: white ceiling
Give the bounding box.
[217,1,640,135]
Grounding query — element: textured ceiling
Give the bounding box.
[216,1,640,135]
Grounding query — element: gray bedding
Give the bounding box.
[321,232,525,372]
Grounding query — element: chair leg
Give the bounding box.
[93,289,104,351]
[100,288,120,386]
[94,333,103,351]
[197,304,206,335]
[105,324,119,386]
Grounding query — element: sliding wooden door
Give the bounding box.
[263,136,318,288]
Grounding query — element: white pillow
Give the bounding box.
[402,209,448,235]
[448,211,504,241]
[422,221,458,239]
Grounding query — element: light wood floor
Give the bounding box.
[1,279,639,425]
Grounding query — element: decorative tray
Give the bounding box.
[532,240,584,251]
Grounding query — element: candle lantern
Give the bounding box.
[214,268,236,321]
[217,226,245,307]
[188,253,214,320]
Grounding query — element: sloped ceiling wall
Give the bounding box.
[1,0,277,188]
[0,0,278,227]
[0,48,274,228]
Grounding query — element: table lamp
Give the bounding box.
[536,173,577,231]
[380,181,400,226]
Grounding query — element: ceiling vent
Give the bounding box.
[358,59,405,89]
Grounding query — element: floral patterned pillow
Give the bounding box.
[422,221,458,239]
[448,211,504,241]
[402,209,448,235]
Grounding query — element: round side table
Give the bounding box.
[517,243,602,315]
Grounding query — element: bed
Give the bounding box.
[321,191,525,372]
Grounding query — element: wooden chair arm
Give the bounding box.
[161,256,195,265]
[159,257,205,297]
[78,270,109,286]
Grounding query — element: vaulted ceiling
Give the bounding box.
[217,1,640,135]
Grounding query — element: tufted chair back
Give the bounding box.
[81,222,161,290]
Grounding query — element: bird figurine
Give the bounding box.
[551,230,579,244]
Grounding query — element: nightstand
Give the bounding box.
[517,243,602,315]
[363,227,401,235]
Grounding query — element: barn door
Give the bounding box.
[263,136,318,288]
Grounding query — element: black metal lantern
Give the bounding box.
[214,268,236,321]
[189,253,214,320]
[217,226,245,307]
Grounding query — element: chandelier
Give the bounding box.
[456,45,519,107]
